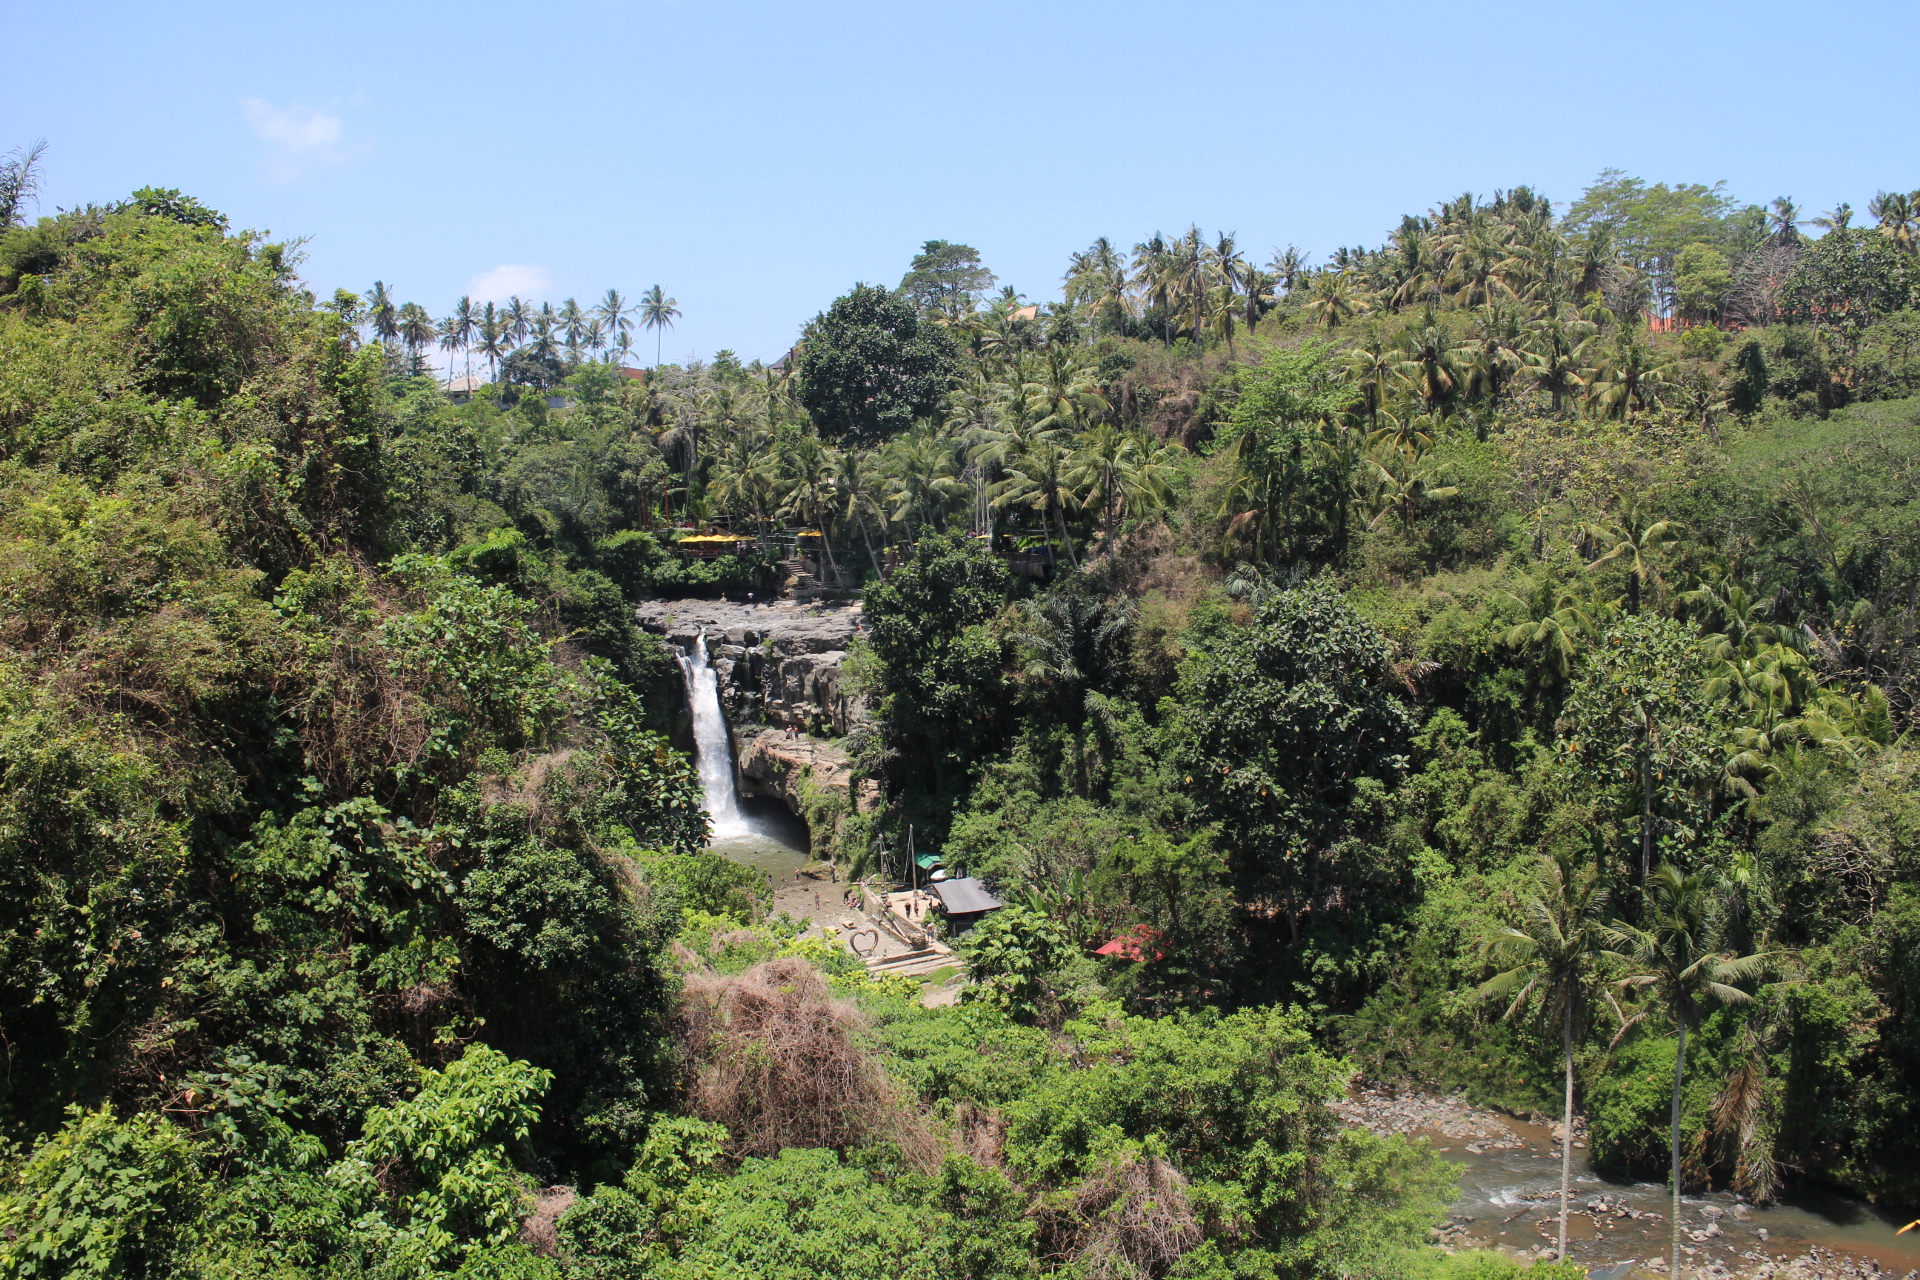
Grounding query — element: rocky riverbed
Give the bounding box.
[1339,1083,1919,1280]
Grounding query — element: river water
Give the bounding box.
[1441,1111,1920,1275]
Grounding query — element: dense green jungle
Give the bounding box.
[2,143,1919,1278]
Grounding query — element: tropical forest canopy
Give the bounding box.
[2,136,1919,1278]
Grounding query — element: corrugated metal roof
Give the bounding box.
[932,877,1002,915]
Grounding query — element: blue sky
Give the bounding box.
[8,0,1916,367]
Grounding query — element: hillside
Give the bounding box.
[1,160,1918,1279]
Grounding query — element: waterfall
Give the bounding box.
[678,631,745,837]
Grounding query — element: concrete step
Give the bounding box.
[866,950,962,978]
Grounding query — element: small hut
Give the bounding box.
[929,877,1003,935]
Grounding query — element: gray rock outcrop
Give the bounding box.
[636,598,875,816]
[635,598,870,736]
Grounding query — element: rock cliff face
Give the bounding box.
[735,728,880,814]
[635,599,874,814]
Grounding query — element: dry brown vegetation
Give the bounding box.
[1040,1151,1204,1280]
[674,956,935,1166]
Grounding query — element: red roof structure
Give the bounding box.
[1094,924,1166,962]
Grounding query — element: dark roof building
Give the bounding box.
[930,877,1003,916]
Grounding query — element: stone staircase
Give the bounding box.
[783,556,816,600]
[864,948,960,979]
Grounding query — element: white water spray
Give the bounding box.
[677,631,746,837]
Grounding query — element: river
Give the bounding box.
[1433,1107,1920,1276]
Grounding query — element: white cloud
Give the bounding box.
[468,264,552,303]
[242,98,351,181]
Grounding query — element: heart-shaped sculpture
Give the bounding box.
[848,929,880,957]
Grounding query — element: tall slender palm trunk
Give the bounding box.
[1671,1020,1688,1279]
[817,518,841,589]
[856,513,885,583]
[1558,1000,1575,1260]
[1051,495,1079,570]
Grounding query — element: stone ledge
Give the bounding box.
[737,727,879,815]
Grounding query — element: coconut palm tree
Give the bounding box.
[1606,867,1775,1280]
[708,426,778,534]
[363,281,399,350]
[1066,424,1139,559]
[1268,245,1307,294]
[1523,310,1596,413]
[597,288,636,352]
[1500,581,1604,691]
[1810,203,1853,233]
[444,296,478,381]
[1393,308,1466,413]
[1767,198,1805,248]
[1587,332,1672,420]
[398,302,435,373]
[836,447,889,582]
[1364,444,1458,538]
[1479,855,1614,1263]
[527,314,560,362]
[475,306,508,383]
[1343,333,1399,429]
[1584,503,1685,616]
[641,285,681,366]
[436,314,463,384]
[504,296,533,346]
[1869,190,1917,255]
[558,297,587,355]
[778,435,844,586]
[1300,270,1369,330]
[997,435,1082,570]
[0,138,48,229]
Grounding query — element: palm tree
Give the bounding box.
[558,297,587,356]
[398,302,435,373]
[1500,581,1603,691]
[778,435,844,586]
[475,306,508,383]
[1364,444,1459,538]
[1393,308,1465,413]
[1607,867,1775,1280]
[363,281,399,350]
[1585,503,1685,616]
[1343,333,1398,429]
[597,288,636,353]
[1810,203,1853,233]
[641,285,681,365]
[1268,245,1307,294]
[504,296,533,346]
[1479,855,1613,1263]
[996,436,1081,570]
[708,426,778,534]
[1523,310,1596,413]
[1300,270,1369,330]
[436,314,464,384]
[0,138,49,229]
[449,296,478,380]
[1066,424,1139,559]
[1587,332,1672,420]
[836,447,889,582]
[1767,198,1805,248]
[1869,190,1917,255]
